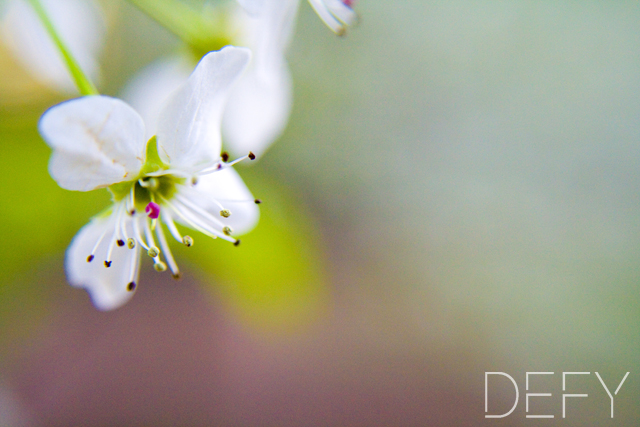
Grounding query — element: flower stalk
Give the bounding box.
[126,0,215,52]
[27,0,99,96]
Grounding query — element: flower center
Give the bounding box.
[133,174,185,211]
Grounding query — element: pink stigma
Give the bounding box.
[343,0,354,7]
[145,202,160,219]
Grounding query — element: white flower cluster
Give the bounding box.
[0,0,357,310]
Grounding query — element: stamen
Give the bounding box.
[88,218,112,261]
[161,199,237,243]
[234,239,241,246]
[221,152,229,162]
[220,209,231,218]
[154,262,167,272]
[128,186,136,214]
[143,217,160,256]
[126,246,140,292]
[183,236,193,247]
[132,216,150,251]
[127,238,136,249]
[105,203,129,266]
[117,239,125,247]
[226,152,254,167]
[104,260,112,267]
[139,177,159,190]
[161,211,184,243]
[174,194,225,227]
[144,169,190,178]
[155,220,180,277]
[255,199,262,204]
[222,226,233,236]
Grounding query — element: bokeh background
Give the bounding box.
[2,1,640,425]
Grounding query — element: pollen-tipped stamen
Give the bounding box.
[155,220,180,277]
[161,198,236,243]
[126,245,140,292]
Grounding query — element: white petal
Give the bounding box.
[156,46,251,174]
[307,0,344,33]
[223,0,298,157]
[121,56,192,142]
[235,0,263,15]
[223,60,292,157]
[0,0,105,93]
[324,0,357,26]
[39,96,147,191]
[66,216,139,311]
[179,168,259,235]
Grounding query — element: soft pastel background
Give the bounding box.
[1,1,640,425]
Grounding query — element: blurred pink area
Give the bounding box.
[6,268,480,426]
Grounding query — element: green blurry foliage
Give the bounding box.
[0,109,111,346]
[185,166,331,333]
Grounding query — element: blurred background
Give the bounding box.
[1,0,640,425]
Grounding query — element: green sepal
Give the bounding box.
[108,136,172,204]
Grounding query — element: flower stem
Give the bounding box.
[27,0,99,96]
[126,0,209,48]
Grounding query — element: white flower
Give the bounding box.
[306,0,357,35]
[38,47,260,310]
[0,0,105,93]
[237,0,357,35]
[123,0,299,158]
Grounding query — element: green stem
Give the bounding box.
[127,0,208,47]
[27,0,99,96]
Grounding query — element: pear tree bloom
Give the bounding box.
[237,0,357,35]
[306,0,357,35]
[0,0,105,93]
[39,47,260,310]
[123,0,299,159]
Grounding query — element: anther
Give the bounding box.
[145,202,160,219]
[87,255,94,262]
[148,246,160,258]
[248,151,256,160]
[129,209,136,216]
[117,239,125,247]
[127,238,136,249]
[104,260,112,268]
[221,152,229,162]
[223,226,233,236]
[254,199,262,204]
[220,209,231,218]
[127,282,136,292]
[154,262,167,272]
[191,177,198,186]
[233,239,241,247]
[172,272,182,280]
[183,235,193,247]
